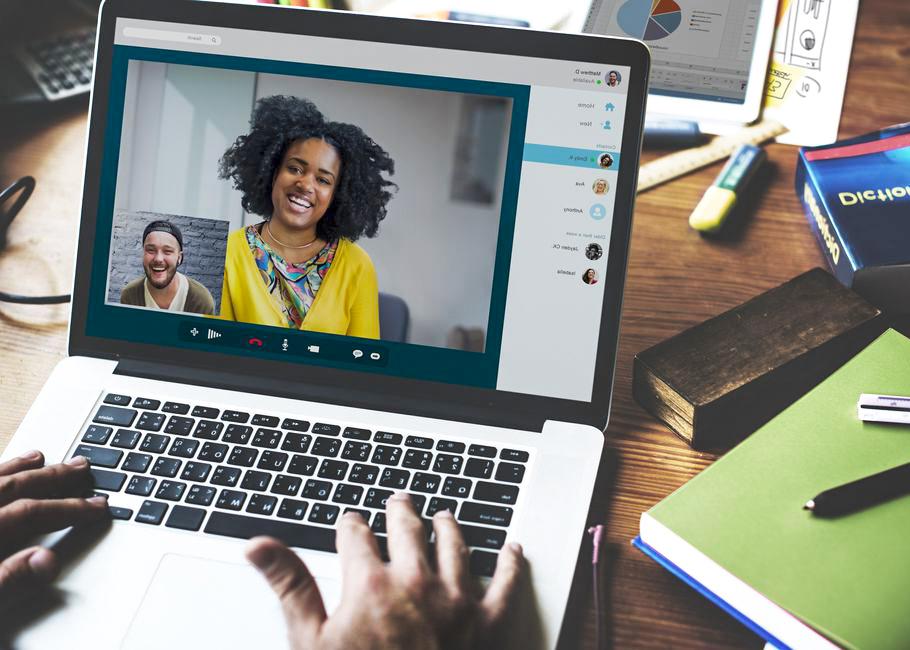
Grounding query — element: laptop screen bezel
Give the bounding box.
[70,0,650,432]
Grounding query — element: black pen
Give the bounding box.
[804,461,910,517]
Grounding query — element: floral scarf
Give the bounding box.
[246,224,337,328]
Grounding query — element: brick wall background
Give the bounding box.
[107,211,229,312]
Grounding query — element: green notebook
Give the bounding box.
[639,329,910,650]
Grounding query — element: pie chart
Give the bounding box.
[617,0,682,41]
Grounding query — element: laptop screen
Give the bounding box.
[85,16,635,404]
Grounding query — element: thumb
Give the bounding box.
[247,536,327,644]
[0,546,58,599]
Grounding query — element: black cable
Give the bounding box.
[0,176,72,305]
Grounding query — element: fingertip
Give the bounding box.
[507,541,523,557]
[19,449,43,462]
[245,536,282,570]
[66,456,89,467]
[27,547,58,582]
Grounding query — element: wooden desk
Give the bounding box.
[0,1,907,647]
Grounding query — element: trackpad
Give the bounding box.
[120,554,340,650]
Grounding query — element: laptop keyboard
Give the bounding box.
[74,393,532,577]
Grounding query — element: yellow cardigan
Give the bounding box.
[219,228,380,339]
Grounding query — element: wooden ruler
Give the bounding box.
[637,119,789,193]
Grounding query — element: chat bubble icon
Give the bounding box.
[352,349,363,358]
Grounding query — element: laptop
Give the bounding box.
[0,1,648,648]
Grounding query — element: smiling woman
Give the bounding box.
[217,95,396,337]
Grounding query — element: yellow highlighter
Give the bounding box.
[688,144,766,233]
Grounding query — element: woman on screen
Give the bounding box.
[218,95,395,338]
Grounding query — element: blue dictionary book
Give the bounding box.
[796,123,910,318]
[632,536,789,650]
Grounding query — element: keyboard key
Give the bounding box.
[405,435,432,449]
[169,438,199,459]
[140,434,170,454]
[109,506,133,520]
[228,447,258,467]
[402,450,432,470]
[332,484,363,506]
[165,505,206,531]
[126,476,156,497]
[93,405,137,427]
[317,459,349,481]
[162,401,190,415]
[374,431,402,444]
[379,468,410,489]
[221,410,250,423]
[312,423,340,436]
[468,444,497,458]
[122,452,152,473]
[151,457,182,478]
[442,477,472,499]
[281,433,311,454]
[500,449,529,463]
[349,463,379,485]
[103,393,131,406]
[461,524,506,550]
[342,427,371,440]
[426,497,457,516]
[252,428,281,449]
[73,444,122,468]
[136,412,166,432]
[308,503,340,525]
[470,550,499,578]
[216,489,247,511]
[341,441,371,462]
[271,475,302,496]
[180,461,212,483]
[186,485,216,506]
[432,454,463,475]
[405,494,427,515]
[164,416,194,436]
[193,420,224,440]
[458,502,512,527]
[251,414,279,427]
[363,488,392,509]
[288,454,318,476]
[495,463,526,484]
[223,424,252,444]
[136,500,168,525]
[192,406,219,419]
[277,499,308,520]
[82,425,112,444]
[302,479,332,500]
[211,466,241,487]
[90,468,126,492]
[282,418,310,432]
[199,442,228,463]
[464,458,494,479]
[411,472,442,494]
[247,494,278,516]
[206,511,339,551]
[344,508,370,522]
[133,398,161,410]
[436,440,465,453]
[371,512,387,534]
[155,480,187,501]
[311,437,341,457]
[258,450,289,472]
[371,445,402,466]
[241,470,272,492]
[474,481,519,505]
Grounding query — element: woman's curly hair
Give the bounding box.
[218,95,396,242]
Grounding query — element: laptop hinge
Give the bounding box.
[114,359,547,433]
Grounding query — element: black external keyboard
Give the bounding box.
[16,27,95,102]
[76,393,532,577]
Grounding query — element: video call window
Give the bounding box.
[106,58,519,355]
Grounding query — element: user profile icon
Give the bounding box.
[592,178,609,195]
[597,153,614,169]
[589,204,606,220]
[585,243,603,260]
[607,70,622,87]
[582,268,599,285]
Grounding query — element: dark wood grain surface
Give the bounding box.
[1,2,908,648]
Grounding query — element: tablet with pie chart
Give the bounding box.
[584,0,777,129]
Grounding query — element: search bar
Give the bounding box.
[122,27,222,46]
